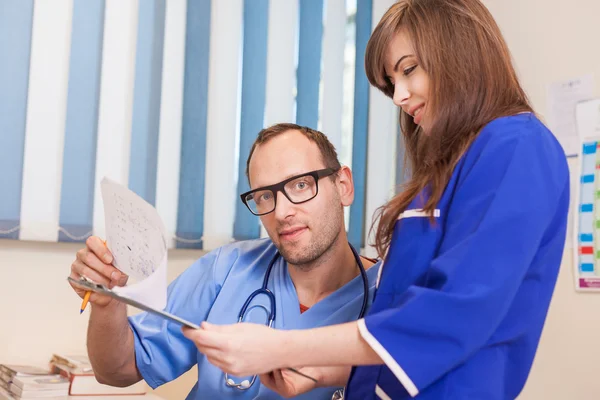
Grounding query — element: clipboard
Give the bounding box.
[68,277,200,329]
[68,277,318,384]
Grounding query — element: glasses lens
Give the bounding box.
[283,174,318,203]
[245,189,275,215]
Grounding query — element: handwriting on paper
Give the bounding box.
[101,178,167,281]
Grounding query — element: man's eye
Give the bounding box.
[253,192,272,204]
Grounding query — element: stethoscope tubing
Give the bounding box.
[227,242,369,391]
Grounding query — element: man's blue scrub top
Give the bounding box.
[129,238,380,399]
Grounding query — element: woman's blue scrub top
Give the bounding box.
[346,114,570,399]
[128,238,380,399]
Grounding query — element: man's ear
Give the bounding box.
[336,166,354,207]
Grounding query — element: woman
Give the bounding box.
[183,0,570,398]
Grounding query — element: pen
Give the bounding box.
[80,239,107,314]
[287,367,318,383]
[80,291,91,314]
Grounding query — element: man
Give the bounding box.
[68,123,380,399]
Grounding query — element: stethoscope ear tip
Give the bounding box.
[226,377,251,389]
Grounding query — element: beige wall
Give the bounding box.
[484,0,600,116]
[484,0,600,395]
[1,0,599,399]
[520,248,600,399]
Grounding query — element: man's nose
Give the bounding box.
[273,191,295,220]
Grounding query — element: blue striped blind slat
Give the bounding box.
[348,0,373,250]
[129,0,166,206]
[233,0,269,241]
[296,0,324,129]
[176,0,211,249]
[0,1,34,239]
[59,0,105,242]
[396,123,407,187]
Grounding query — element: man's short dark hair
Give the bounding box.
[245,123,342,183]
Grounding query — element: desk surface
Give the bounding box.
[67,395,162,400]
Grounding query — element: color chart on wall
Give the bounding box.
[575,137,600,291]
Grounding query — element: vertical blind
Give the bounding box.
[0,0,401,256]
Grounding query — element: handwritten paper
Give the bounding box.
[546,74,594,156]
[100,177,168,310]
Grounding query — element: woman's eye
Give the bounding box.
[403,65,417,76]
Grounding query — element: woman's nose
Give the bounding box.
[393,83,409,107]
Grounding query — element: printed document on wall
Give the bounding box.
[546,74,594,157]
[576,98,600,140]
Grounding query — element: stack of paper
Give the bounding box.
[49,354,146,396]
[0,365,68,399]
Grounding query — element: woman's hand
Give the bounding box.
[182,321,358,395]
[182,322,286,377]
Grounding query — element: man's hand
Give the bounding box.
[68,235,128,307]
[259,368,319,398]
[260,366,350,397]
[182,322,286,377]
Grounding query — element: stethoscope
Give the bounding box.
[225,242,369,390]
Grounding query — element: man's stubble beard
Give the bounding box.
[279,198,344,270]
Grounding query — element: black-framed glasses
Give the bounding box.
[240,168,338,216]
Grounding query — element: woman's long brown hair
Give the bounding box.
[366,0,533,258]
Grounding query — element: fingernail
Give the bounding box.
[104,253,112,263]
[111,271,119,281]
[119,275,128,285]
